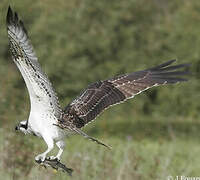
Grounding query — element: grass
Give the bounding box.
[0,115,200,180]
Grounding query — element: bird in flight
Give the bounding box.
[7,6,190,164]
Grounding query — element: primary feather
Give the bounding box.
[7,6,62,120]
[61,60,190,129]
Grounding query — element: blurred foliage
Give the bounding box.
[2,131,34,178]
[0,0,199,119]
[0,0,199,179]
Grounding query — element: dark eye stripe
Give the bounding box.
[20,123,28,129]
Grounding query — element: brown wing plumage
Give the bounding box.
[60,60,190,129]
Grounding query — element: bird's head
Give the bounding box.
[15,120,30,135]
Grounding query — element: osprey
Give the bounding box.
[7,6,190,163]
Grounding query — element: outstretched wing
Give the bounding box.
[61,60,190,128]
[7,7,62,118]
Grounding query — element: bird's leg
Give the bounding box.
[48,140,65,161]
[55,140,65,160]
[35,136,54,163]
[38,140,73,175]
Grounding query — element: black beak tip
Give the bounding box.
[15,126,19,131]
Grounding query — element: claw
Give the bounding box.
[35,154,46,164]
[35,159,42,164]
[47,156,58,161]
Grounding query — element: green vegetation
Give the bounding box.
[0,0,199,179]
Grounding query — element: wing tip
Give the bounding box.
[166,59,177,64]
[149,59,176,70]
[6,6,28,36]
[149,59,191,73]
[7,5,13,26]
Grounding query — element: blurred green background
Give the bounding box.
[0,0,199,179]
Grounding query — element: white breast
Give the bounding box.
[28,101,66,141]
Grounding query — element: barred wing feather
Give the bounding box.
[62,60,190,128]
[7,7,61,118]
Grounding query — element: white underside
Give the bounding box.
[29,109,65,141]
[28,100,70,161]
[9,27,68,161]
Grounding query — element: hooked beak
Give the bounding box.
[15,125,19,131]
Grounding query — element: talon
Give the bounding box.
[35,154,46,163]
[55,156,61,161]
[47,156,58,161]
[35,159,42,164]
